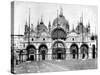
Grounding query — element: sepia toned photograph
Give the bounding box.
[11,1,98,74]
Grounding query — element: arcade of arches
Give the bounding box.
[18,27,97,62]
[18,42,97,63]
[26,44,48,61]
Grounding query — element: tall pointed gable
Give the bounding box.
[76,13,86,34]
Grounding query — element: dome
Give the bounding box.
[52,13,69,31]
[52,7,69,27]
[53,15,69,27]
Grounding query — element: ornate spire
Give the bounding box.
[37,20,40,32]
[40,15,43,24]
[72,24,75,32]
[57,9,59,27]
[88,21,90,27]
[37,20,39,25]
[59,6,63,17]
[29,8,31,28]
[80,12,83,24]
[28,8,31,45]
[87,21,90,33]
[31,24,34,31]
[48,21,51,33]
[24,20,28,35]
[48,21,51,27]
[25,20,28,26]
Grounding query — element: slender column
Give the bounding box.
[78,48,81,59]
[88,48,92,59]
[36,49,39,61]
[48,49,52,60]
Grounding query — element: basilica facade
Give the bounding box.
[11,8,97,65]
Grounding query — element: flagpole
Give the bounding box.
[28,8,30,45]
[57,9,59,48]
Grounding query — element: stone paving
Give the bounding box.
[14,59,97,74]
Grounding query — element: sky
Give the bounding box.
[13,1,98,35]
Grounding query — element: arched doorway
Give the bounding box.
[70,43,79,59]
[51,27,67,40]
[30,55,34,61]
[80,44,89,59]
[52,41,66,60]
[26,45,36,61]
[38,44,48,60]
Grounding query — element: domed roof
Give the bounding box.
[52,7,69,28]
[53,15,69,27]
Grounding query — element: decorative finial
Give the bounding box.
[88,21,90,27]
[72,24,75,32]
[40,15,43,23]
[80,12,83,23]
[60,6,63,16]
[25,20,27,25]
[37,20,39,25]
[57,9,59,18]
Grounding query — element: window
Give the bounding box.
[91,36,95,40]
[32,38,34,41]
[72,38,74,41]
[43,38,45,41]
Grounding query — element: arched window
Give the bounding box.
[43,38,45,41]
[32,38,34,41]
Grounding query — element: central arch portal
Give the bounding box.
[52,41,66,60]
